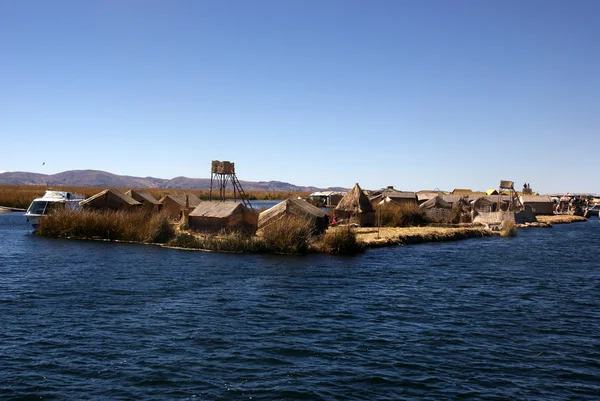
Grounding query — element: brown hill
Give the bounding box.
[0,169,347,192]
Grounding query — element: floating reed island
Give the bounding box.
[34,184,523,255]
[7,178,594,255]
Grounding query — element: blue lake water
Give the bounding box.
[1,212,599,400]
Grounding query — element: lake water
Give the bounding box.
[1,212,599,400]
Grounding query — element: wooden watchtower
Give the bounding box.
[209,160,253,209]
[499,180,522,211]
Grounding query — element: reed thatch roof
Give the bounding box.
[125,189,160,205]
[189,201,248,218]
[159,194,201,208]
[519,195,553,203]
[451,189,473,194]
[416,191,443,202]
[259,198,327,230]
[384,191,417,200]
[80,189,141,208]
[443,194,512,204]
[335,183,375,214]
[420,196,451,209]
[473,197,494,206]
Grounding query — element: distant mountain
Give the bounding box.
[0,169,348,192]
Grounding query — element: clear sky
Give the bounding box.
[1,0,598,193]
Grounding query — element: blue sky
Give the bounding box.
[1,0,598,193]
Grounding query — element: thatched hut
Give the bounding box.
[472,197,495,213]
[259,198,328,235]
[334,183,375,227]
[370,189,417,206]
[519,195,554,215]
[80,189,141,211]
[159,194,202,220]
[125,189,160,213]
[420,196,452,222]
[189,202,258,233]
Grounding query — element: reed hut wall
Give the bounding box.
[80,189,141,211]
[423,208,453,223]
[473,197,495,213]
[419,196,452,223]
[189,202,258,233]
[258,199,328,234]
[159,194,201,220]
[473,211,516,225]
[519,195,554,215]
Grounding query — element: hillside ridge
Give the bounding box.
[0,169,348,192]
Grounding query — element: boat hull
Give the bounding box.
[25,214,41,230]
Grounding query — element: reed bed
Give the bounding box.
[376,203,428,227]
[500,221,517,237]
[259,216,315,254]
[168,232,268,253]
[37,209,175,243]
[169,217,363,254]
[354,226,496,248]
[311,226,364,254]
[171,216,317,254]
[0,184,311,209]
[536,215,587,224]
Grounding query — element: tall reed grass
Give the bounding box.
[376,203,428,227]
[500,220,517,237]
[260,216,315,254]
[37,209,175,243]
[0,184,311,210]
[312,226,364,254]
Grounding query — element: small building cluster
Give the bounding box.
[74,179,581,236]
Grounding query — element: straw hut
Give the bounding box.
[80,189,141,211]
[519,195,554,215]
[370,188,417,206]
[159,194,202,220]
[420,196,452,222]
[189,202,258,233]
[384,191,417,205]
[125,189,160,213]
[259,198,328,235]
[472,197,495,213]
[334,183,375,226]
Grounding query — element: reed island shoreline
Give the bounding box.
[1,182,591,255]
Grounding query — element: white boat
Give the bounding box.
[25,190,85,230]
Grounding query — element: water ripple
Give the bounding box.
[1,214,600,399]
